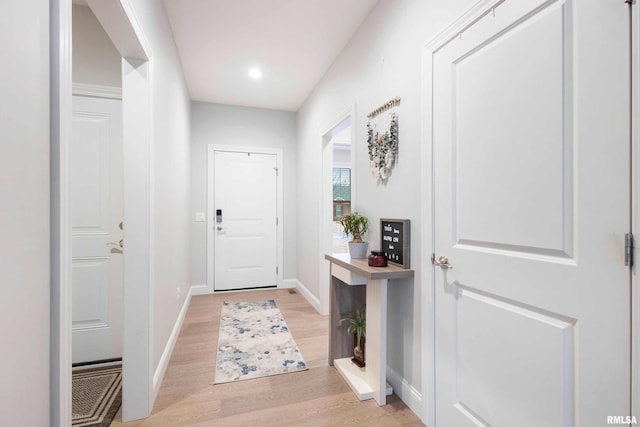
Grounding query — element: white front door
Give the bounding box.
[71,95,124,363]
[431,1,630,426]
[214,150,278,291]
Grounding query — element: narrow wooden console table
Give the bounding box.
[325,253,414,405]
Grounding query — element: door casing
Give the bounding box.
[52,0,154,424]
[319,105,357,316]
[631,1,639,420]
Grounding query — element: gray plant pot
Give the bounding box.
[348,242,369,259]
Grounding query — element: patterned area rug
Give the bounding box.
[72,365,122,427]
[214,300,308,384]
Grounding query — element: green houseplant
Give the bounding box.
[339,305,366,367]
[339,212,369,258]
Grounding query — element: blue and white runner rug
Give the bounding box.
[214,299,308,384]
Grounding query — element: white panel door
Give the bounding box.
[71,95,123,363]
[431,1,630,426]
[214,151,278,291]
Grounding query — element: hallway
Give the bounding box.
[110,289,423,426]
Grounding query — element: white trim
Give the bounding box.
[146,57,156,422]
[281,279,298,289]
[120,56,154,422]
[207,145,284,293]
[190,283,209,296]
[386,366,423,418]
[152,286,192,402]
[51,0,73,425]
[115,0,155,420]
[632,1,639,419]
[294,279,322,314]
[207,146,214,292]
[319,105,356,316]
[420,2,496,426]
[56,0,159,422]
[333,161,351,169]
[66,0,155,422]
[72,82,122,99]
[87,0,148,61]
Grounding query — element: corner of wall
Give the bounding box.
[386,365,423,421]
[151,285,193,403]
[190,283,209,296]
[281,279,298,289]
[294,279,322,314]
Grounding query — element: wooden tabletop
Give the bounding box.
[324,253,414,280]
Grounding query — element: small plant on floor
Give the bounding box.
[339,305,366,366]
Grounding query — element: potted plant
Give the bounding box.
[339,212,369,259]
[339,306,366,367]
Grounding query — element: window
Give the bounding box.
[333,168,351,220]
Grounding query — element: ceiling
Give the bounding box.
[163,0,378,112]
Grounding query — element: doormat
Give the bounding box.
[214,300,308,384]
[72,365,122,427]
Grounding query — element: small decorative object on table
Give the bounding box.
[339,306,366,368]
[368,250,387,267]
[380,218,411,268]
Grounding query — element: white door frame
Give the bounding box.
[206,145,284,294]
[51,0,154,424]
[632,1,639,419]
[51,1,74,424]
[319,105,357,315]
[420,5,497,422]
[422,1,637,425]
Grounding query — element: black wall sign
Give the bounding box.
[380,219,410,269]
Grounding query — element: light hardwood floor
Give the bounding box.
[111,289,425,426]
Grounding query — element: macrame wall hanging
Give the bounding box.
[367,96,400,181]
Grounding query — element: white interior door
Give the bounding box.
[71,95,123,363]
[431,1,630,426]
[214,151,278,291]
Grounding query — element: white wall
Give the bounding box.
[0,1,50,426]
[128,0,192,377]
[190,102,297,286]
[73,4,121,87]
[296,0,478,412]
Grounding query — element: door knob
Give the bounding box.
[107,239,123,249]
[432,255,453,270]
[217,226,223,231]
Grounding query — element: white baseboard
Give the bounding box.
[152,286,192,403]
[190,283,210,296]
[281,279,297,289]
[294,279,322,314]
[387,366,422,419]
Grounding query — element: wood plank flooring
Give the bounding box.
[111,289,425,426]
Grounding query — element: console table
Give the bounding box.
[325,253,414,405]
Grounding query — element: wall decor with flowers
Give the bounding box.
[367,96,400,181]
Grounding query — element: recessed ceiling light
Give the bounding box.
[248,68,262,79]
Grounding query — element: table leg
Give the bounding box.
[366,278,388,405]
